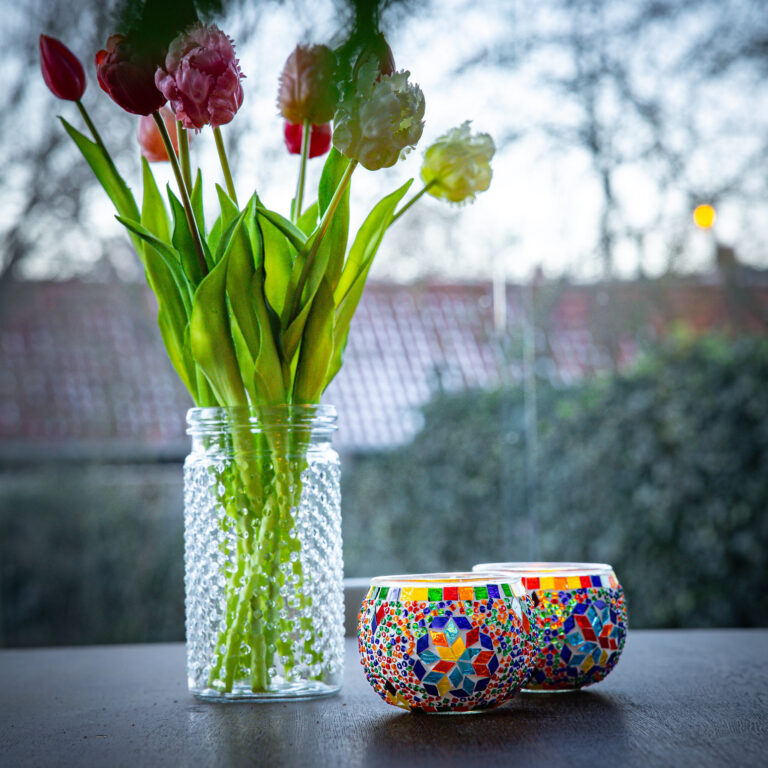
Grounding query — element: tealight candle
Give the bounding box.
[473,562,628,691]
[358,572,537,713]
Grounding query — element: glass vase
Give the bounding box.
[183,405,343,701]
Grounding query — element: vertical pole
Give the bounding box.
[522,275,540,560]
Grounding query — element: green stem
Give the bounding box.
[292,120,311,225]
[76,100,121,179]
[213,126,238,206]
[205,436,317,694]
[176,120,192,193]
[390,179,437,224]
[152,112,208,278]
[287,160,358,323]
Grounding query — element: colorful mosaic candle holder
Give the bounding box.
[473,562,628,692]
[358,572,537,713]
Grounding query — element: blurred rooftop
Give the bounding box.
[1,272,766,460]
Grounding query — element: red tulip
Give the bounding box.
[95,34,166,116]
[284,121,332,158]
[138,106,187,162]
[39,35,86,101]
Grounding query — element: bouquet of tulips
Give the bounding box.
[40,19,494,694]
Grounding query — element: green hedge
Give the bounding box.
[0,466,183,647]
[2,335,765,645]
[342,335,768,627]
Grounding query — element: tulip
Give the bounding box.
[138,106,189,162]
[284,121,332,159]
[333,61,425,171]
[95,34,166,115]
[277,44,337,126]
[155,23,244,131]
[420,122,495,204]
[39,35,86,101]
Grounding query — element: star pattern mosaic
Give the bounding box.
[358,582,536,713]
[521,572,628,690]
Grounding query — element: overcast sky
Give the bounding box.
[14,0,768,283]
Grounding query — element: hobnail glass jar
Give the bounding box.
[183,405,343,701]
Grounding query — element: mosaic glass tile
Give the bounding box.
[358,577,536,713]
[522,570,627,690]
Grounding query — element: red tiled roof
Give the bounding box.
[0,277,765,456]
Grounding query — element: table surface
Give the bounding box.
[1,630,766,768]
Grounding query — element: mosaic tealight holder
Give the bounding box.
[358,572,537,713]
[473,562,628,691]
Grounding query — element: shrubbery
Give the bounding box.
[3,335,765,645]
[0,466,183,646]
[342,335,768,627]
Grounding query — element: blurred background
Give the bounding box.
[1,0,767,646]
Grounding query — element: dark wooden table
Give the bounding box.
[1,630,765,767]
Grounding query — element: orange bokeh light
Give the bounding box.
[693,204,716,229]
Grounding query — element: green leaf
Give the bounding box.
[167,188,204,286]
[142,242,197,400]
[156,302,197,400]
[256,206,308,252]
[282,157,356,337]
[191,169,205,233]
[250,272,286,405]
[189,251,247,406]
[140,159,170,242]
[325,179,414,388]
[60,117,139,223]
[217,184,240,226]
[208,185,240,264]
[258,212,296,319]
[207,212,224,259]
[296,201,319,236]
[293,277,335,404]
[230,313,256,403]
[116,216,192,311]
[318,149,351,290]
[335,179,413,305]
[282,298,313,368]
[319,149,351,216]
[231,199,287,404]
[224,207,259,356]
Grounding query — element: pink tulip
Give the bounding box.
[39,35,86,101]
[284,121,332,158]
[155,23,244,131]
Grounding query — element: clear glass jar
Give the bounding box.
[183,405,343,701]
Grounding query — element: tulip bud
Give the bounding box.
[95,34,166,116]
[39,35,86,101]
[277,44,337,125]
[284,121,332,158]
[156,23,244,131]
[352,33,395,82]
[138,106,189,162]
[420,122,495,204]
[333,61,425,171]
